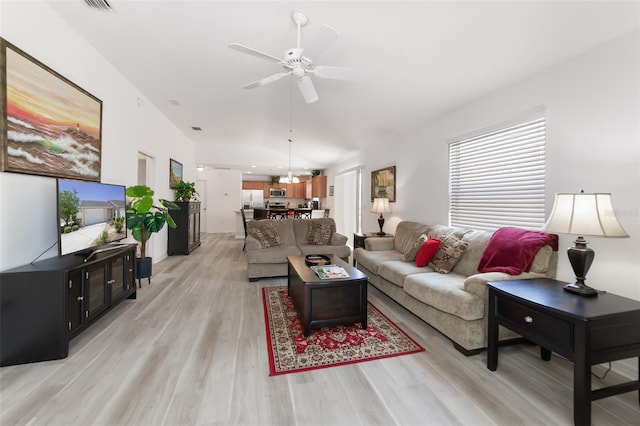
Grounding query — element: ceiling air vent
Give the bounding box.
[84,0,113,11]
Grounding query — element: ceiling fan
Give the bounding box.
[228,10,356,104]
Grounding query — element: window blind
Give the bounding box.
[449,117,546,231]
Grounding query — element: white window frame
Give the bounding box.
[449,116,546,231]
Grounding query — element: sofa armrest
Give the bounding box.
[365,237,395,251]
[331,232,348,246]
[464,271,547,297]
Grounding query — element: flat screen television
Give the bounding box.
[57,178,127,257]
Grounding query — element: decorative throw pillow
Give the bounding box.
[428,233,469,274]
[248,222,282,248]
[415,237,442,267]
[402,233,428,262]
[306,222,335,245]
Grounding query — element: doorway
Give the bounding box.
[196,179,207,233]
[137,152,155,257]
[333,168,362,248]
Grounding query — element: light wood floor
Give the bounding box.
[1,233,638,426]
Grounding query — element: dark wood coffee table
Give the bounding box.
[287,255,368,336]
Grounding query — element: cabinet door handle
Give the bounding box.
[524,315,533,323]
[77,296,84,301]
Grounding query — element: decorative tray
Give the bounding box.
[305,254,331,267]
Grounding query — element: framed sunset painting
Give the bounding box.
[0,38,102,181]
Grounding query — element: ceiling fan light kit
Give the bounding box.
[228,10,356,104]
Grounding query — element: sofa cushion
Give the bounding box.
[429,233,469,274]
[293,218,336,246]
[427,224,468,240]
[404,273,484,321]
[245,244,301,264]
[530,245,553,273]
[378,260,434,288]
[248,222,283,248]
[248,219,297,246]
[306,221,335,245]
[393,221,431,254]
[298,244,351,260]
[402,233,428,262]
[415,237,441,267]
[478,227,559,275]
[353,248,404,275]
[452,229,493,276]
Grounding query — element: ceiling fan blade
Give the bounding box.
[312,65,358,81]
[228,43,282,64]
[302,25,339,61]
[297,76,319,104]
[243,71,292,89]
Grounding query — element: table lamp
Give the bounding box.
[372,197,391,236]
[543,191,629,296]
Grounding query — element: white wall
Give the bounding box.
[328,29,640,300]
[197,169,242,233]
[0,2,196,270]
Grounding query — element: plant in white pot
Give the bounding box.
[125,185,179,286]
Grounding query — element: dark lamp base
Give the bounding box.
[563,282,599,297]
[376,231,386,236]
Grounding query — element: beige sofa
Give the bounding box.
[245,218,351,281]
[353,221,558,355]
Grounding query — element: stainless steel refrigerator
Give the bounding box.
[242,190,264,208]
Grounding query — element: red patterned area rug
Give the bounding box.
[262,286,425,376]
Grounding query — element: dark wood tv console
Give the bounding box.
[0,244,137,366]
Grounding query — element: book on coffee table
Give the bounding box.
[311,265,350,279]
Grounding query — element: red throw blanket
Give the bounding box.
[478,227,558,275]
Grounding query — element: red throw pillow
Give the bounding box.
[416,237,442,267]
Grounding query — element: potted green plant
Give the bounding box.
[171,180,198,201]
[125,185,179,284]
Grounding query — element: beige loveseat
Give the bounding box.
[245,218,351,281]
[353,221,558,355]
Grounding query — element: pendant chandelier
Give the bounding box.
[280,77,299,184]
[280,138,299,184]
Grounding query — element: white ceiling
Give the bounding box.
[49,1,640,177]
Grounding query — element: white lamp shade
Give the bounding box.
[372,197,391,214]
[543,193,629,237]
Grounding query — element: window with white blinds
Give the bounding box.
[449,117,546,231]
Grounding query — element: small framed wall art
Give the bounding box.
[1,38,103,181]
[371,165,396,202]
[169,158,183,187]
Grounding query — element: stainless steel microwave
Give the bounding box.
[269,187,286,197]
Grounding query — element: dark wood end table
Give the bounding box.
[287,255,368,336]
[487,278,640,426]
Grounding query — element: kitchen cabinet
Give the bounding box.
[242,181,271,198]
[286,182,306,199]
[312,176,327,198]
[243,180,309,198]
[242,181,266,190]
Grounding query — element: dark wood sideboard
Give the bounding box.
[168,201,201,255]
